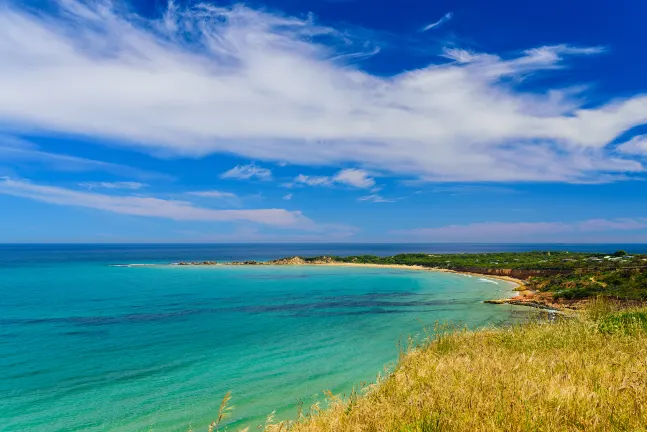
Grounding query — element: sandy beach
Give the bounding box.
[179,260,528,300]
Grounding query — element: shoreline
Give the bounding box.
[169,260,535,307]
[288,262,525,289]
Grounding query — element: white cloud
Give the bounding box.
[333,168,375,188]
[283,193,293,200]
[290,168,374,188]
[393,218,647,242]
[220,164,272,181]
[421,12,453,32]
[79,181,147,190]
[358,194,395,203]
[292,174,333,187]
[0,1,645,183]
[0,177,311,227]
[617,135,647,156]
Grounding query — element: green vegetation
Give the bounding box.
[529,268,647,301]
[295,251,647,303]
[598,311,647,335]
[301,251,647,271]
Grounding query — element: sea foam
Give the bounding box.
[478,278,499,284]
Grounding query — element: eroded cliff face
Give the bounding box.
[268,256,338,265]
[311,256,336,264]
[267,256,307,265]
[452,268,572,280]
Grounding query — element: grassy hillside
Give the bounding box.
[529,268,647,300]
[252,303,647,432]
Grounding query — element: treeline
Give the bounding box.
[302,251,647,271]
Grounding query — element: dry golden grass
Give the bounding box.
[260,303,647,432]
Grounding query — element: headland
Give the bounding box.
[173,250,647,311]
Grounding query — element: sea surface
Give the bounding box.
[1,243,645,431]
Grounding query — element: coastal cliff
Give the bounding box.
[450,267,570,280]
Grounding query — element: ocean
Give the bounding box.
[1,243,644,431]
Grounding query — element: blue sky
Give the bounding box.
[1,0,647,243]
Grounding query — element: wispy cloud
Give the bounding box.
[358,194,396,203]
[0,137,170,180]
[283,193,293,200]
[430,185,518,195]
[188,190,237,199]
[221,164,272,181]
[617,135,647,156]
[421,12,453,32]
[290,169,375,188]
[79,181,147,190]
[0,1,643,183]
[0,178,311,227]
[393,218,647,242]
[187,189,240,206]
[292,174,333,187]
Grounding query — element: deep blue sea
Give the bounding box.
[1,243,645,431]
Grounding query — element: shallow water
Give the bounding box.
[0,245,534,431]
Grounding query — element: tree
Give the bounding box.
[613,250,628,257]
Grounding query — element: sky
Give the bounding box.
[1,0,647,243]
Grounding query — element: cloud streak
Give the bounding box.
[188,190,237,199]
[617,135,647,156]
[421,12,453,32]
[393,218,647,242]
[290,168,375,188]
[357,194,396,203]
[0,1,645,183]
[0,137,170,180]
[0,178,311,227]
[221,164,272,181]
[79,181,147,190]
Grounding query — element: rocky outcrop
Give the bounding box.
[310,256,337,264]
[267,256,306,265]
[484,298,560,310]
[485,291,587,311]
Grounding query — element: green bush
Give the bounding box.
[598,311,647,334]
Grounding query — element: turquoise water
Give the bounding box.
[0,245,533,431]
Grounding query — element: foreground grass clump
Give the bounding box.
[269,306,647,432]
